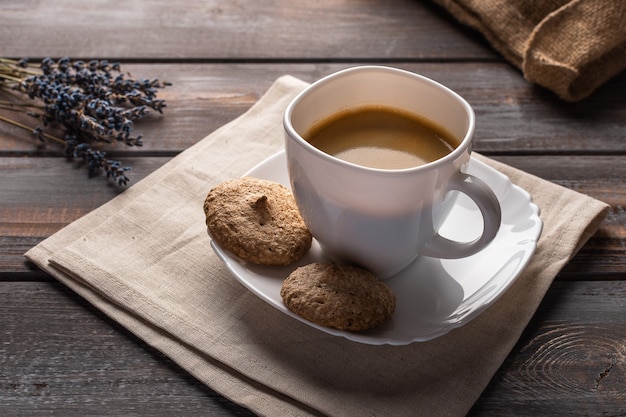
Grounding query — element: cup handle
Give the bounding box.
[420,172,502,259]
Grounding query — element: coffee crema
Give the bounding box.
[303,105,460,169]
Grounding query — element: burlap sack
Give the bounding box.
[431,0,626,101]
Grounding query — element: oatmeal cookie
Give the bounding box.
[280,263,395,331]
[204,176,312,265]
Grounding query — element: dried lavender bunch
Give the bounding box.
[0,57,170,186]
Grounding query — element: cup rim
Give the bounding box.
[283,65,475,174]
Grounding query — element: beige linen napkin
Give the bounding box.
[431,0,626,101]
[26,75,608,417]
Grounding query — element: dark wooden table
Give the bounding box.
[1,1,625,416]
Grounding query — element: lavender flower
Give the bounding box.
[0,57,170,186]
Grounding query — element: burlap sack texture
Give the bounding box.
[431,0,626,101]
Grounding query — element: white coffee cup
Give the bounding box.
[284,66,501,279]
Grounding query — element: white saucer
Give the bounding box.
[211,151,542,345]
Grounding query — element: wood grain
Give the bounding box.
[469,281,626,416]
[1,280,624,416]
[0,281,254,416]
[1,155,623,278]
[0,0,493,60]
[2,64,625,154]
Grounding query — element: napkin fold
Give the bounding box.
[26,76,609,417]
[431,0,626,101]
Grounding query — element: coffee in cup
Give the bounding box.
[303,104,460,170]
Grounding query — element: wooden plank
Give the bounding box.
[0,0,494,60]
[1,280,624,416]
[2,63,625,155]
[469,280,626,416]
[0,281,254,416]
[1,154,623,278]
[4,233,622,281]
[494,156,626,280]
